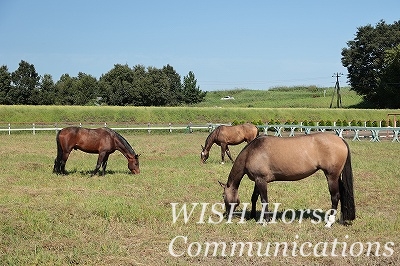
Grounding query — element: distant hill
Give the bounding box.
[194,86,363,108]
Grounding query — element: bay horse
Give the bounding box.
[201,123,258,164]
[219,132,355,226]
[53,127,140,176]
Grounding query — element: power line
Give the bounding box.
[330,73,343,108]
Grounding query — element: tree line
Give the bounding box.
[0,62,206,106]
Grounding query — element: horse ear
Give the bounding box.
[201,145,204,150]
[218,181,226,188]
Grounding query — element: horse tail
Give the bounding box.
[339,139,356,221]
[53,130,63,174]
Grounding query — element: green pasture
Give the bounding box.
[0,131,399,265]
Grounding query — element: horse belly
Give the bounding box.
[75,144,100,154]
[272,165,319,181]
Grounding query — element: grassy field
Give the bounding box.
[0,131,399,265]
[0,105,398,128]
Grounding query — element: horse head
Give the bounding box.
[200,145,209,163]
[128,154,140,174]
[218,181,240,216]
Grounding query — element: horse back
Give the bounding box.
[218,123,258,144]
[243,133,348,181]
[58,127,114,154]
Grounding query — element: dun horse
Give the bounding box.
[201,123,258,164]
[219,133,355,226]
[53,127,140,176]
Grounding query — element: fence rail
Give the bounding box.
[0,123,215,135]
[1,123,399,142]
[262,124,400,142]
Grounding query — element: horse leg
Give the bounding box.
[250,184,260,219]
[325,174,340,227]
[101,153,110,176]
[53,158,61,174]
[92,152,106,176]
[225,146,234,163]
[254,177,270,224]
[220,145,226,164]
[60,151,70,175]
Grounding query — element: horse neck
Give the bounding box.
[204,128,218,151]
[114,134,135,159]
[226,152,247,189]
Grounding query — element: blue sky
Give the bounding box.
[0,1,399,91]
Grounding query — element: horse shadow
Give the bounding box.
[58,169,130,176]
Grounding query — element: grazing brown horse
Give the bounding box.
[219,133,355,226]
[201,123,258,164]
[53,127,140,176]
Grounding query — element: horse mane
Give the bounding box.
[205,126,221,147]
[104,128,136,155]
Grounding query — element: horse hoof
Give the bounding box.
[325,214,336,228]
[220,162,225,165]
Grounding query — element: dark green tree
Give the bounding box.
[341,20,400,107]
[141,67,170,106]
[162,64,182,105]
[73,72,99,105]
[32,74,56,105]
[377,44,400,108]
[99,64,135,105]
[182,71,206,104]
[55,74,76,105]
[9,60,40,104]
[0,65,12,104]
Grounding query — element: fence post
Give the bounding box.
[169,123,172,133]
[8,123,11,135]
[33,123,35,135]
[147,123,151,134]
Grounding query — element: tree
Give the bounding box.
[142,67,170,106]
[341,20,400,107]
[32,74,56,105]
[55,74,76,105]
[0,65,12,104]
[182,71,207,104]
[9,60,40,104]
[162,64,183,105]
[73,72,99,105]
[99,64,135,105]
[377,44,400,108]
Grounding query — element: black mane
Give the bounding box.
[105,128,136,155]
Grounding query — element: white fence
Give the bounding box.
[1,123,399,142]
[0,123,215,135]
[263,124,400,142]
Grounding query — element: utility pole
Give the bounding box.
[330,72,343,108]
